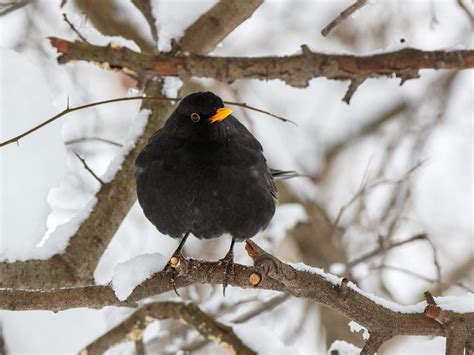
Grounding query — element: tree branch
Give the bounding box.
[321,0,369,37]
[81,301,256,355]
[345,233,428,270]
[1,241,472,354]
[179,0,263,54]
[131,0,158,45]
[49,38,474,89]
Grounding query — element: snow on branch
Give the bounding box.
[1,241,472,353]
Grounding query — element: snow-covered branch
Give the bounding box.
[1,241,472,353]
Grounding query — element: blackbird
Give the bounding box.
[135,91,291,294]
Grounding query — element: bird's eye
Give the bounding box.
[190,112,200,122]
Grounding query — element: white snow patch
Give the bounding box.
[128,87,141,96]
[346,280,428,313]
[1,196,97,261]
[233,324,299,354]
[112,252,167,301]
[348,320,369,340]
[162,77,183,98]
[0,48,67,261]
[289,262,344,286]
[328,340,361,355]
[102,109,150,183]
[435,293,474,313]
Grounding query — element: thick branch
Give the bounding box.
[445,320,469,355]
[1,241,472,350]
[179,0,263,54]
[50,38,474,88]
[360,332,390,355]
[81,301,256,355]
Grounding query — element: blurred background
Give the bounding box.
[0,0,472,353]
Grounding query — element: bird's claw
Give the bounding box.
[213,251,235,297]
[164,253,183,297]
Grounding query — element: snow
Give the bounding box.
[102,109,150,183]
[328,340,361,355]
[348,320,369,340]
[290,261,474,314]
[0,48,67,260]
[233,323,299,354]
[112,252,168,301]
[290,261,344,286]
[30,197,97,260]
[162,77,183,98]
[434,293,474,313]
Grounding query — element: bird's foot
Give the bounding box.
[164,253,184,297]
[215,250,235,297]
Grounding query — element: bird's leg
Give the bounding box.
[164,232,190,296]
[220,239,236,297]
[167,232,190,268]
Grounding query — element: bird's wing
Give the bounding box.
[228,118,300,182]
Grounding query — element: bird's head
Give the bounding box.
[164,91,234,142]
[175,91,233,126]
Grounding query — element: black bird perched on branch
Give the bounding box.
[135,91,294,294]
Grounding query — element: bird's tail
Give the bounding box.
[270,169,302,180]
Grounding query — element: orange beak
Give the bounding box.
[209,107,233,123]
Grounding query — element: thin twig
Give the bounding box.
[372,264,473,293]
[62,13,87,42]
[457,0,474,22]
[73,152,104,185]
[224,100,296,125]
[65,137,123,147]
[0,96,171,148]
[321,0,369,36]
[0,96,292,148]
[345,233,428,270]
[329,157,374,236]
[0,0,29,16]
